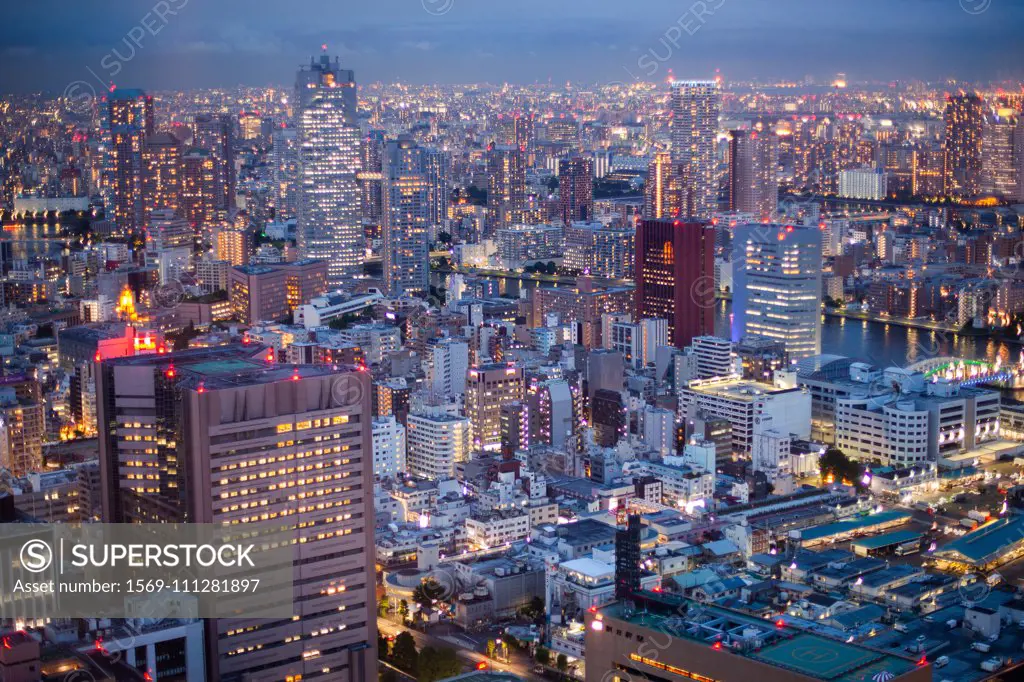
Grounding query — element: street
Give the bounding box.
[377,618,548,681]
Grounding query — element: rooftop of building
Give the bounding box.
[849,529,924,552]
[596,594,921,682]
[683,376,803,400]
[102,343,359,389]
[796,510,911,543]
[933,512,1024,565]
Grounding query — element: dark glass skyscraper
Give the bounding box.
[635,218,715,348]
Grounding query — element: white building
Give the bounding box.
[835,376,1000,467]
[406,413,471,480]
[678,376,811,454]
[465,509,531,549]
[688,336,736,379]
[562,221,635,279]
[372,415,406,479]
[335,324,401,365]
[732,223,823,361]
[427,338,469,398]
[610,318,667,369]
[642,406,677,457]
[838,167,887,201]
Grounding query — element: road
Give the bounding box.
[377,618,547,681]
[823,308,960,333]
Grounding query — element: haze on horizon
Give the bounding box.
[2,0,1023,93]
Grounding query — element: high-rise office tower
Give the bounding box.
[425,146,451,227]
[982,109,1020,199]
[644,151,681,219]
[1016,116,1024,203]
[108,89,154,232]
[382,136,430,295]
[486,143,526,231]
[558,156,594,225]
[180,149,217,229]
[271,126,299,217]
[193,113,236,213]
[670,79,721,218]
[141,131,182,223]
[546,116,581,149]
[96,345,377,682]
[943,93,985,198]
[728,129,778,220]
[731,223,823,360]
[514,112,535,152]
[635,218,715,348]
[296,52,363,283]
[465,363,525,451]
[359,130,385,224]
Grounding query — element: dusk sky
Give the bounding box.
[3,0,1023,92]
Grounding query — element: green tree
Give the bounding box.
[391,631,418,674]
[536,647,551,665]
[819,447,866,490]
[411,578,447,620]
[377,633,390,659]
[378,595,391,617]
[556,652,569,677]
[398,599,410,623]
[379,669,398,682]
[417,647,461,682]
[487,639,497,658]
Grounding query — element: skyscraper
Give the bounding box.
[425,146,451,227]
[982,109,1020,199]
[180,149,217,229]
[96,345,377,681]
[382,136,430,295]
[731,223,823,360]
[271,125,299,218]
[359,130,385,224]
[193,113,236,213]
[644,151,681,219]
[635,218,715,348]
[558,156,594,225]
[486,143,527,231]
[296,52,363,283]
[141,131,182,224]
[108,89,154,232]
[943,93,985,198]
[728,129,778,220]
[670,79,721,218]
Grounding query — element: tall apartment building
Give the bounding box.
[193,112,236,213]
[732,223,823,361]
[141,131,182,223]
[558,156,594,225]
[108,89,154,232]
[670,79,721,218]
[382,136,430,295]
[486,144,527,231]
[635,218,715,348]
[728,129,778,220]
[372,414,406,479]
[464,363,525,451]
[96,345,376,681]
[406,412,471,480]
[943,93,985,198]
[563,221,635,279]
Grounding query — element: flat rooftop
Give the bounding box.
[933,513,1024,565]
[850,529,923,552]
[598,595,918,682]
[797,510,911,543]
[684,377,801,401]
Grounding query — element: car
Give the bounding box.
[533,665,546,674]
